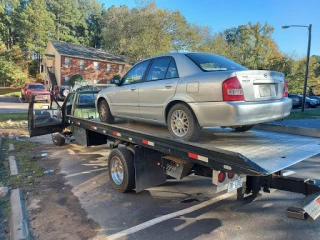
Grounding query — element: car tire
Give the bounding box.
[167,103,201,141]
[305,103,310,108]
[51,133,65,146]
[108,147,135,192]
[98,99,114,124]
[233,125,255,132]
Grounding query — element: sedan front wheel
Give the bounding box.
[167,103,201,141]
[98,99,114,124]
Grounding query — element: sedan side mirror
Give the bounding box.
[112,77,121,86]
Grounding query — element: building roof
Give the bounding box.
[50,41,126,63]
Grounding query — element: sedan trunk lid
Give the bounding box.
[235,70,285,102]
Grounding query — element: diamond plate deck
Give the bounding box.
[103,119,320,175]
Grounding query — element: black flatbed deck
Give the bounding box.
[68,116,320,176]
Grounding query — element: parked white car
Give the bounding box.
[96,53,292,141]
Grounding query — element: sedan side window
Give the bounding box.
[122,60,150,85]
[146,57,172,81]
[165,59,179,79]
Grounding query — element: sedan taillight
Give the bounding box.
[283,80,288,97]
[222,77,244,101]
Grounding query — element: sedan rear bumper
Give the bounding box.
[189,98,292,127]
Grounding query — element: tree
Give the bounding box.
[286,56,320,94]
[0,43,29,86]
[20,0,54,74]
[47,0,86,43]
[0,0,22,49]
[68,74,84,87]
[87,0,103,48]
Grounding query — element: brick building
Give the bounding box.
[42,41,128,88]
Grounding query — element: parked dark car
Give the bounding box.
[288,94,318,108]
[288,94,302,109]
[308,96,320,106]
[53,85,70,101]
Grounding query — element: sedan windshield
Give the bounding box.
[185,53,247,72]
[28,85,46,90]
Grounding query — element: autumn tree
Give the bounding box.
[20,0,54,74]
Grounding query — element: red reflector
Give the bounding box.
[157,162,161,166]
[112,132,117,136]
[142,140,148,145]
[222,77,244,101]
[218,171,226,183]
[283,80,288,97]
[227,172,235,179]
[188,152,198,160]
[316,198,320,204]
[90,126,96,130]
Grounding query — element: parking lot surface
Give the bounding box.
[28,135,320,240]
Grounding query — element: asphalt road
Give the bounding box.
[28,134,320,240]
[0,96,63,114]
[0,96,28,113]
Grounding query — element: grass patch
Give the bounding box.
[2,139,44,189]
[0,198,10,219]
[0,113,27,121]
[0,87,20,95]
[0,113,28,129]
[286,108,320,120]
[2,91,20,97]
[0,135,11,225]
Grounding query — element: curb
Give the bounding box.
[10,189,31,240]
[9,156,19,175]
[3,133,31,240]
[255,123,320,138]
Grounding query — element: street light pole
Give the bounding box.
[301,24,312,112]
[282,24,312,112]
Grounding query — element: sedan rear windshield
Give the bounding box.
[28,85,45,90]
[185,53,247,72]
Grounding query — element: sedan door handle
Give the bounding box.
[130,87,136,91]
[165,83,174,88]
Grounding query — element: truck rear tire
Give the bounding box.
[98,99,114,124]
[108,147,135,192]
[51,133,65,146]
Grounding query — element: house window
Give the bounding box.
[107,64,111,73]
[94,79,98,84]
[80,60,84,70]
[119,65,123,74]
[65,57,70,68]
[94,61,99,71]
[65,76,70,84]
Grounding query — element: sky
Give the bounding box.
[100,0,319,57]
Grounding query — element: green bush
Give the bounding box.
[68,74,84,87]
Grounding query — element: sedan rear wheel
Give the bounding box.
[98,99,114,123]
[168,103,201,141]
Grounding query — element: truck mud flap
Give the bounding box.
[287,192,320,221]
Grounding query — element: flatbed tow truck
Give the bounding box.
[28,91,320,221]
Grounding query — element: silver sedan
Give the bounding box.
[96,53,292,141]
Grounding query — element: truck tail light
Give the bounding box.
[222,77,244,101]
[283,80,288,97]
[227,172,235,179]
[218,171,226,183]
